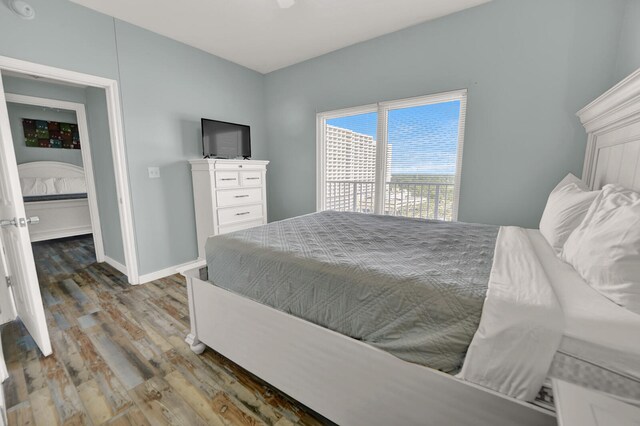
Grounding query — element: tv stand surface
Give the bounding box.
[203,156,252,160]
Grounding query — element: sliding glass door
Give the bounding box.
[317,90,466,221]
[383,100,462,221]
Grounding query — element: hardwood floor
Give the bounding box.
[1,236,329,425]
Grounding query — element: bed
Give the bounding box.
[18,161,92,242]
[182,67,640,426]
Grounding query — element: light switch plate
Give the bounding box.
[148,167,160,179]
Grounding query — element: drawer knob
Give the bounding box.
[236,211,251,216]
[246,177,259,180]
[234,195,250,198]
[221,178,237,181]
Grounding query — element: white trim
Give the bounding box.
[175,259,207,274]
[453,92,467,220]
[0,55,139,284]
[315,115,324,212]
[138,258,207,284]
[577,66,640,192]
[374,102,389,215]
[5,93,105,262]
[577,67,640,131]
[104,256,127,275]
[318,103,378,120]
[378,89,467,109]
[316,89,467,220]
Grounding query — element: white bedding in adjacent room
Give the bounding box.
[17,162,93,242]
[20,176,87,196]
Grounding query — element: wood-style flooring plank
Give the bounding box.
[129,376,209,425]
[39,354,88,425]
[2,236,328,426]
[4,362,29,408]
[29,387,60,426]
[77,379,112,425]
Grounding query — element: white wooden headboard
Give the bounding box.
[17,161,85,179]
[578,68,640,191]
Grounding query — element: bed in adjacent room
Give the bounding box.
[182,68,640,426]
[18,161,92,242]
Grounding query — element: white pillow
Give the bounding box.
[562,184,640,314]
[539,174,599,253]
[19,177,57,196]
[551,173,588,193]
[54,177,87,194]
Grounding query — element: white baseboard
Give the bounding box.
[104,256,127,275]
[138,258,206,284]
[175,258,206,274]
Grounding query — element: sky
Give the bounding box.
[327,100,461,175]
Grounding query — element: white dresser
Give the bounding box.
[189,159,269,261]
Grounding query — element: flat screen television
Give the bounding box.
[201,118,251,159]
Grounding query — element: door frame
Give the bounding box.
[4,93,106,263]
[0,56,139,284]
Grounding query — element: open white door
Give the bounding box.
[0,72,51,356]
[0,240,15,325]
[0,229,11,426]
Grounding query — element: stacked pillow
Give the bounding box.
[539,174,600,253]
[20,177,57,196]
[540,175,640,315]
[54,177,87,194]
[562,185,640,314]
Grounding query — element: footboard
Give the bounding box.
[24,199,92,242]
[182,268,555,426]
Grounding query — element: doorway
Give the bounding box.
[0,56,138,384]
[4,91,106,263]
[0,56,138,283]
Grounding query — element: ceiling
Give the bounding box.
[70,0,490,74]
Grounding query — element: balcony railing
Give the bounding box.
[326,180,455,221]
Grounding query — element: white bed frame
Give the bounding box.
[182,67,640,426]
[18,161,92,242]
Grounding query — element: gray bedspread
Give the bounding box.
[206,211,499,373]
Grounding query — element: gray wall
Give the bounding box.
[6,102,82,166]
[264,0,627,228]
[1,76,126,264]
[85,87,125,264]
[0,0,266,275]
[113,21,267,274]
[615,0,640,81]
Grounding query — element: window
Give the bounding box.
[317,90,467,221]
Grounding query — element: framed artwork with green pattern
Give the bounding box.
[21,118,81,150]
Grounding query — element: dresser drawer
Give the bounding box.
[215,162,248,170]
[240,171,262,186]
[218,219,264,235]
[215,171,240,188]
[218,204,263,226]
[216,187,262,207]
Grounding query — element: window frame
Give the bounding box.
[316,89,467,220]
